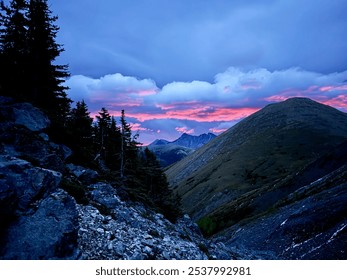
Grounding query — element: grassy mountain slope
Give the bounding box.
[166,98,347,228]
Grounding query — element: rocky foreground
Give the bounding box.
[0,97,236,260]
[1,97,346,259]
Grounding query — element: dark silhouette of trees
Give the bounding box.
[0,0,71,133]
[0,0,28,98]
[140,147,182,221]
[67,100,93,164]
[26,0,71,129]
[120,109,140,178]
[0,0,181,221]
[91,108,182,221]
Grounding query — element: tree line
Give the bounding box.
[0,0,181,221]
[67,102,181,222]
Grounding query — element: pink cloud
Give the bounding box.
[319,85,347,92]
[320,95,347,111]
[130,122,150,132]
[125,105,260,123]
[209,127,228,133]
[137,89,159,96]
[67,68,347,144]
[175,126,195,134]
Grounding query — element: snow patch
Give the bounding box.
[328,223,347,244]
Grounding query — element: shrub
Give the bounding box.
[197,216,218,237]
[60,179,88,205]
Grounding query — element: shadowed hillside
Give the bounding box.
[166,98,347,229]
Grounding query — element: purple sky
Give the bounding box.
[10,0,347,144]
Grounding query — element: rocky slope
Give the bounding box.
[219,157,347,259]
[0,97,233,260]
[76,182,236,260]
[148,133,216,167]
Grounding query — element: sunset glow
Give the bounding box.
[68,67,347,144]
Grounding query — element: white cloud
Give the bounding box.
[148,67,347,109]
[66,73,158,104]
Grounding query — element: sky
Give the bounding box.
[28,0,347,144]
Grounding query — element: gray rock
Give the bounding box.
[0,125,68,172]
[114,242,125,255]
[89,183,122,209]
[76,182,232,260]
[49,143,72,161]
[0,96,13,105]
[39,133,49,141]
[0,155,62,214]
[4,102,51,131]
[66,163,99,184]
[1,189,79,259]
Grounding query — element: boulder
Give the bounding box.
[66,163,99,184]
[0,155,62,215]
[0,125,69,173]
[88,183,122,210]
[1,189,79,259]
[0,101,50,131]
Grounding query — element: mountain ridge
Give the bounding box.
[166,97,347,225]
[147,132,216,167]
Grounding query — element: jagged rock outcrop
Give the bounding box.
[0,98,79,259]
[1,189,79,259]
[0,99,71,173]
[0,98,50,132]
[0,155,79,259]
[0,155,61,214]
[1,102,50,132]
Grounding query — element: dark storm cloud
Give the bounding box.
[51,0,347,85]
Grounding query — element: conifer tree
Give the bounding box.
[139,147,182,222]
[68,100,93,164]
[94,107,112,168]
[120,109,140,178]
[26,0,71,124]
[0,0,28,98]
[105,116,121,171]
[95,107,111,148]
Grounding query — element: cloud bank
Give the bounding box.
[65,67,347,144]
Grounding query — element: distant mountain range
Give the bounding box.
[166,97,347,259]
[147,133,216,167]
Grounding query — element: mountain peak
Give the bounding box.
[166,98,347,228]
[172,132,217,148]
[148,139,170,146]
[147,132,217,167]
